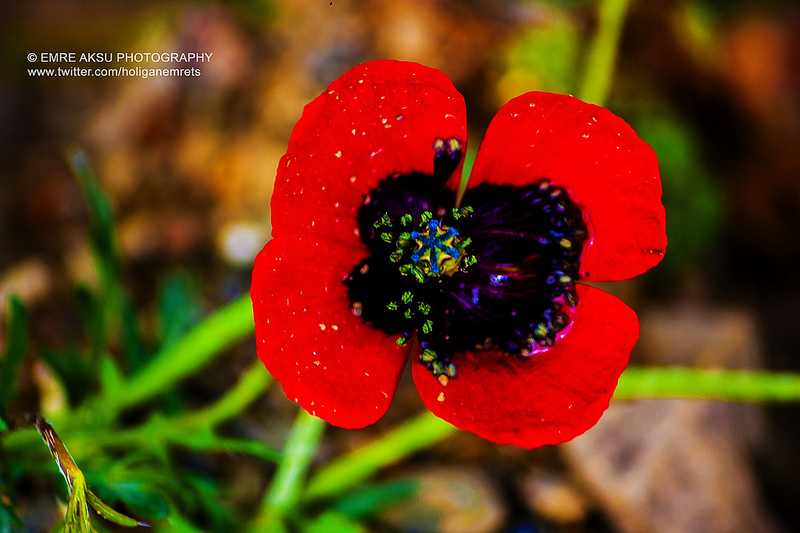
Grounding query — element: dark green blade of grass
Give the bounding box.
[0,295,28,409]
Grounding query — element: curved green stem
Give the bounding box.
[303,410,456,502]
[302,366,800,502]
[109,294,254,411]
[254,409,327,530]
[179,361,271,428]
[578,0,631,106]
[1,352,272,460]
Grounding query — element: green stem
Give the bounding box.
[302,366,800,502]
[110,294,254,411]
[614,367,800,402]
[303,410,457,502]
[179,361,271,428]
[1,337,269,458]
[578,0,631,106]
[64,362,277,461]
[254,409,327,529]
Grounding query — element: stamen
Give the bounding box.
[346,161,588,384]
[433,136,464,179]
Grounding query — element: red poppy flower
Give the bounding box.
[251,60,666,448]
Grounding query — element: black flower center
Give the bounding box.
[345,138,589,384]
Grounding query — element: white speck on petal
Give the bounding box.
[319,324,326,331]
[335,151,342,158]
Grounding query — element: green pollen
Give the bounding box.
[376,206,477,384]
[420,349,437,363]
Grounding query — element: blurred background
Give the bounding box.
[1,0,800,531]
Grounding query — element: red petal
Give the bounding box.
[252,239,409,428]
[412,284,638,448]
[271,60,467,245]
[468,92,666,281]
[252,61,467,428]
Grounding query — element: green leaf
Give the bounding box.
[73,283,105,365]
[87,489,150,527]
[110,295,254,411]
[179,472,228,531]
[69,150,137,370]
[120,299,146,372]
[37,417,92,533]
[98,355,124,400]
[69,150,121,290]
[155,511,205,533]
[89,482,167,521]
[332,479,418,519]
[36,418,149,529]
[0,506,24,533]
[157,273,201,350]
[300,511,366,533]
[0,476,25,533]
[0,295,28,408]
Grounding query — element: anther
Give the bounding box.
[433,136,464,180]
